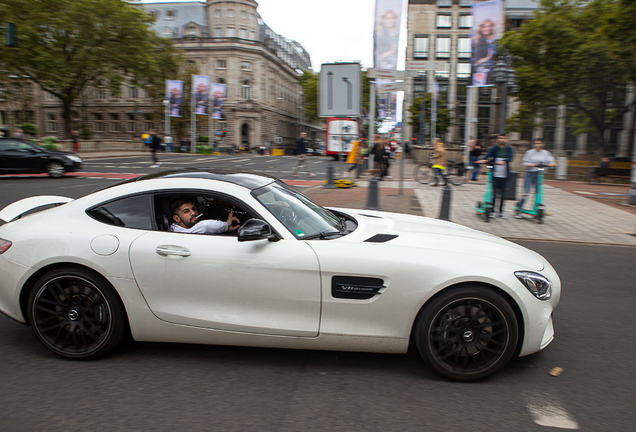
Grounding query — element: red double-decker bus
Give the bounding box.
[325,117,359,160]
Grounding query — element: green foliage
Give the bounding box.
[407,93,450,138]
[0,0,179,139]
[501,0,633,154]
[168,60,200,140]
[79,124,92,140]
[41,136,60,150]
[196,145,212,154]
[299,70,320,123]
[20,123,37,135]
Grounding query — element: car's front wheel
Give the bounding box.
[27,266,127,359]
[415,285,518,381]
[46,161,65,178]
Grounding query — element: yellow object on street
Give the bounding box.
[271,148,285,156]
[322,179,358,188]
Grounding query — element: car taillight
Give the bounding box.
[0,238,12,254]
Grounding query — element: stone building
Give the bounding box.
[1,0,323,149]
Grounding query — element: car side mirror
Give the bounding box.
[237,218,279,242]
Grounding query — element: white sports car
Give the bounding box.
[0,169,560,381]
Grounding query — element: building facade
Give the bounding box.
[1,0,322,149]
[403,0,633,157]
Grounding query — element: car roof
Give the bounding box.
[130,168,278,190]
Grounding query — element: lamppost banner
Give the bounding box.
[374,0,405,120]
[166,80,183,117]
[470,0,503,87]
[192,75,210,115]
[211,83,226,120]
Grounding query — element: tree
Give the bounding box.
[407,93,450,142]
[501,0,632,155]
[0,0,179,138]
[298,70,319,124]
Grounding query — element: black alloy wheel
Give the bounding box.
[27,267,126,359]
[416,286,518,381]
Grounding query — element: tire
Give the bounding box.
[415,286,519,381]
[484,204,492,222]
[414,164,434,184]
[537,208,544,224]
[46,161,65,178]
[27,266,127,359]
[447,165,466,186]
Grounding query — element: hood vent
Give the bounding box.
[332,276,385,300]
[364,234,398,243]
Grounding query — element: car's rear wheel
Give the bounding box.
[27,267,126,359]
[46,161,65,178]
[415,286,518,381]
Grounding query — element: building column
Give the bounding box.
[555,104,566,156]
[576,133,587,156]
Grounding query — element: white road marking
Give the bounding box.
[526,393,579,429]
[573,191,595,195]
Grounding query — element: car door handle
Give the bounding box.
[156,245,191,257]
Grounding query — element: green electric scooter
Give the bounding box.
[474,162,494,222]
[513,164,546,224]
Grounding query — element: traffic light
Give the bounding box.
[3,23,16,47]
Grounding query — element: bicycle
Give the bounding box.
[414,157,470,186]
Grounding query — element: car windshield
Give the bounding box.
[252,181,343,239]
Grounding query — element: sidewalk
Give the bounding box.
[300,159,636,246]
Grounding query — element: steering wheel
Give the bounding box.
[272,202,298,227]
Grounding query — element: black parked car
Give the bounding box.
[0,138,82,178]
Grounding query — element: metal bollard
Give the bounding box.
[438,184,452,221]
[325,165,336,189]
[556,157,568,180]
[365,177,382,210]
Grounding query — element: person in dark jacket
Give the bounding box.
[293,132,315,176]
[371,135,388,180]
[477,134,514,218]
[150,129,162,168]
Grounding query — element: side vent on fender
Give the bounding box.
[364,234,398,243]
[332,276,385,300]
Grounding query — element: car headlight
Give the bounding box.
[515,271,552,300]
[66,155,82,163]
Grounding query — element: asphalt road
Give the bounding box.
[0,156,634,431]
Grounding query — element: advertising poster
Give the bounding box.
[374,0,405,120]
[192,75,210,115]
[211,83,226,120]
[166,80,183,117]
[470,0,503,87]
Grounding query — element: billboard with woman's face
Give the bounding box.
[166,80,183,117]
[192,75,210,115]
[211,83,226,120]
[471,0,503,87]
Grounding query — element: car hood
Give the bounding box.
[336,208,546,271]
[0,195,73,223]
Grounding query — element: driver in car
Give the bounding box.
[170,197,240,234]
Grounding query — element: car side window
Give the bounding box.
[0,140,19,152]
[87,194,153,230]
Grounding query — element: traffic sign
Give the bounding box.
[378,81,405,93]
[406,61,445,71]
[367,68,405,80]
[319,63,361,117]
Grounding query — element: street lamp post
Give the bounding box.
[276,96,283,148]
[492,51,518,134]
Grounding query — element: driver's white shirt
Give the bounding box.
[170,219,228,234]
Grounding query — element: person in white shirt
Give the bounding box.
[170,197,240,234]
[515,139,557,216]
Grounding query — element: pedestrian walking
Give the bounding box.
[149,129,162,168]
[477,134,514,218]
[515,139,556,217]
[468,136,482,180]
[142,132,152,151]
[11,129,25,139]
[293,132,315,176]
[180,136,189,153]
[432,138,448,187]
[71,130,80,154]
[343,139,361,178]
[371,135,388,180]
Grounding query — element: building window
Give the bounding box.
[217,59,226,69]
[45,91,56,100]
[241,61,251,71]
[226,27,235,38]
[435,37,450,58]
[437,0,452,7]
[249,31,255,40]
[98,122,106,132]
[459,14,473,29]
[240,10,247,19]
[239,28,247,39]
[215,9,221,18]
[478,106,491,122]
[165,10,176,20]
[242,80,250,100]
[217,78,226,84]
[414,36,429,59]
[161,27,172,38]
[48,114,56,132]
[457,63,471,79]
[111,114,119,132]
[96,88,106,99]
[129,87,138,98]
[227,9,235,17]
[458,38,471,58]
[459,0,474,7]
[435,62,450,79]
[187,26,198,36]
[150,10,159,20]
[128,122,135,133]
[437,14,451,29]
[215,27,222,37]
